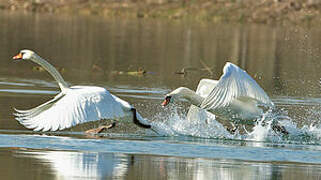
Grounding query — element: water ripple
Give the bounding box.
[1,133,321,164]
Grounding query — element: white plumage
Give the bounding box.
[201,62,273,110]
[163,62,274,123]
[13,50,151,132]
[186,79,217,124]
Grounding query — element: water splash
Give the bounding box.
[150,104,321,145]
[150,105,233,139]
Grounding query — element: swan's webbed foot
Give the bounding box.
[226,127,238,134]
[271,122,288,135]
[226,122,238,134]
[85,122,116,134]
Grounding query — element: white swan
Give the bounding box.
[162,62,287,134]
[162,62,273,121]
[12,50,151,132]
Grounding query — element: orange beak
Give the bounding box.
[13,53,23,60]
[161,97,171,107]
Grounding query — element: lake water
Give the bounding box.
[0,10,321,179]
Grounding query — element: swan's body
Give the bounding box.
[163,62,274,124]
[13,50,151,132]
[163,62,288,134]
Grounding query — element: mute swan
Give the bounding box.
[12,50,151,132]
[162,62,287,134]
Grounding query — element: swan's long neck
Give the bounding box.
[175,87,204,107]
[30,54,69,93]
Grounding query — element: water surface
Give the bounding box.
[0,10,320,179]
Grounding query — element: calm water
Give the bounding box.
[0,10,321,179]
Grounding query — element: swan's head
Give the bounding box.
[162,95,172,106]
[161,87,187,107]
[13,50,36,61]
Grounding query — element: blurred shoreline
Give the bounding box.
[0,0,321,25]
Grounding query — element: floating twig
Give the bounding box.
[199,59,213,76]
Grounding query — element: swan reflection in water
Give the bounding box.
[24,151,130,179]
[17,150,303,180]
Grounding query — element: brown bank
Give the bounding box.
[0,0,321,25]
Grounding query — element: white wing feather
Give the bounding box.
[195,79,218,98]
[200,62,273,111]
[14,86,127,132]
[186,79,218,122]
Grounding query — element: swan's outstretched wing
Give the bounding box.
[14,86,126,132]
[200,62,273,112]
[195,79,218,98]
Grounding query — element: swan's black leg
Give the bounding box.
[131,108,151,129]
